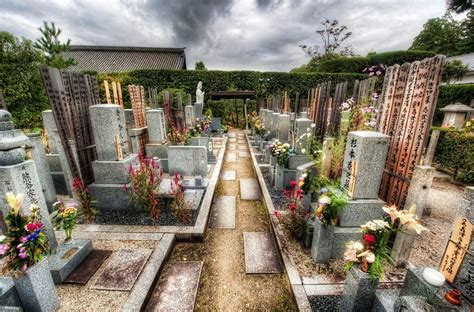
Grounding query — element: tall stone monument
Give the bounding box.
[295,111,312,154]
[0,109,57,248]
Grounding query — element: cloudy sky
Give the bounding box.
[0,0,449,71]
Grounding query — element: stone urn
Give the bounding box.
[14,258,60,311]
[339,265,379,312]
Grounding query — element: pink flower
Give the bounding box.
[20,236,28,243]
[21,264,27,271]
[0,244,10,256]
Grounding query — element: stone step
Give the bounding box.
[64,249,112,284]
[221,170,236,181]
[372,289,399,312]
[145,261,203,312]
[238,151,250,158]
[240,178,262,200]
[243,232,283,274]
[226,153,237,162]
[209,196,236,229]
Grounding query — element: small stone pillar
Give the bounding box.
[146,108,167,143]
[339,266,378,312]
[321,137,335,178]
[271,112,281,137]
[185,105,195,129]
[194,103,203,119]
[26,133,57,210]
[423,130,440,166]
[458,186,474,223]
[295,114,312,154]
[440,103,474,128]
[277,114,291,142]
[0,110,57,249]
[392,165,434,267]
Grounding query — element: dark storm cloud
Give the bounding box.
[0,0,447,71]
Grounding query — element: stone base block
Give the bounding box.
[338,198,385,227]
[47,154,62,172]
[311,218,334,263]
[302,219,314,248]
[88,183,135,210]
[145,143,168,159]
[0,277,21,307]
[48,239,93,284]
[339,266,378,312]
[371,289,399,312]
[288,155,310,170]
[331,227,360,259]
[92,154,138,184]
[394,296,429,312]
[51,172,68,195]
[274,165,296,190]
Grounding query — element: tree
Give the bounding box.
[194,61,207,70]
[442,60,469,84]
[34,21,76,68]
[447,0,472,14]
[0,31,49,129]
[457,9,474,54]
[410,13,462,56]
[300,20,353,58]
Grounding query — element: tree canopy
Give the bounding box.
[34,21,76,69]
[195,61,207,70]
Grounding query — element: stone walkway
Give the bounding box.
[164,130,296,311]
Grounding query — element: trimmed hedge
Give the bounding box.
[433,128,474,184]
[368,50,435,66]
[435,84,474,126]
[317,57,370,74]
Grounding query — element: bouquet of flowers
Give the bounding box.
[268,139,294,166]
[170,173,191,223]
[298,171,329,196]
[72,177,97,223]
[189,116,211,137]
[52,200,78,242]
[0,193,50,275]
[274,181,309,239]
[363,64,386,77]
[344,204,428,281]
[315,188,348,227]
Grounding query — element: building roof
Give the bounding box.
[62,45,187,73]
[447,52,474,71]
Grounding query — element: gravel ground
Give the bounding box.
[94,198,199,226]
[309,295,341,311]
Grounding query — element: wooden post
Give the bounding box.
[423,130,440,166]
[117,82,123,107]
[112,82,119,105]
[104,80,112,104]
[244,99,248,130]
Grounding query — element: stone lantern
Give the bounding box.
[440,102,474,128]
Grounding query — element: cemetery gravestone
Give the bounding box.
[168,146,208,177]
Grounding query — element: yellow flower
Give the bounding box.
[6,192,24,216]
[358,250,376,263]
[382,205,400,223]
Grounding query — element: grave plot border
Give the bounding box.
[62,137,227,241]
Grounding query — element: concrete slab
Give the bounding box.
[238,151,250,158]
[240,178,262,200]
[64,250,112,284]
[243,232,282,274]
[228,133,237,138]
[146,261,202,312]
[91,249,152,291]
[238,144,248,150]
[228,144,237,151]
[221,170,236,181]
[209,196,236,229]
[226,153,237,162]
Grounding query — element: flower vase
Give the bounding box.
[15,258,60,311]
[64,228,73,243]
[339,266,379,312]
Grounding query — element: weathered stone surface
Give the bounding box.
[338,199,385,227]
[0,148,25,167]
[88,183,134,210]
[0,121,14,131]
[277,114,291,142]
[91,154,138,184]
[228,144,236,151]
[311,218,334,263]
[64,249,112,284]
[185,105,194,129]
[188,137,215,163]
[238,151,250,158]
[47,154,62,172]
[221,170,236,181]
[238,144,248,150]
[0,277,20,308]
[339,266,378,312]
[226,152,237,162]
[146,109,167,143]
[243,232,282,274]
[42,110,60,154]
[129,126,147,154]
[194,103,203,119]
[0,129,29,151]
[211,117,221,131]
[372,289,399,312]
[168,146,207,176]
[331,227,360,258]
[404,165,435,217]
[210,196,236,229]
[145,261,202,312]
[288,155,310,170]
[91,249,152,291]
[240,178,261,200]
[48,239,93,284]
[274,165,297,191]
[89,104,129,161]
[15,259,59,312]
[340,131,390,199]
[145,143,168,159]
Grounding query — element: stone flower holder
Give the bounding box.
[339,265,379,312]
[15,258,59,311]
[311,217,334,263]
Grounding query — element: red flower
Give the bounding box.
[363,234,376,246]
[290,181,297,187]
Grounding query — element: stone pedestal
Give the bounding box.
[295,116,312,154]
[274,164,297,190]
[91,154,138,184]
[271,112,280,137]
[211,117,221,132]
[264,110,273,132]
[146,109,167,143]
[311,218,334,262]
[277,114,290,142]
[48,239,93,284]
[128,127,147,154]
[0,277,21,308]
[27,133,57,209]
[194,103,203,119]
[185,105,194,129]
[339,266,378,312]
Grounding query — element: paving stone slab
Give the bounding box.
[228,133,237,138]
[221,170,236,181]
[146,261,203,312]
[238,151,250,158]
[226,153,237,162]
[238,144,248,150]
[243,232,282,274]
[209,196,236,229]
[64,249,112,284]
[90,249,152,291]
[228,144,237,150]
[240,178,262,200]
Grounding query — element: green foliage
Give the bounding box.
[0,31,49,129]
[368,50,436,66]
[448,0,473,14]
[442,60,469,83]
[433,128,474,184]
[194,61,207,70]
[316,190,348,227]
[157,88,187,110]
[317,57,370,73]
[34,21,76,68]
[410,13,463,56]
[458,9,474,54]
[435,84,474,125]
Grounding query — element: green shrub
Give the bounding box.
[368,50,435,66]
[433,129,474,184]
[317,57,370,73]
[435,84,474,126]
[157,88,186,110]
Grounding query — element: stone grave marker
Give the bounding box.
[146,109,167,143]
[168,146,207,177]
[187,137,215,163]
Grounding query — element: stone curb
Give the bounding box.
[122,233,175,312]
[245,133,312,312]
